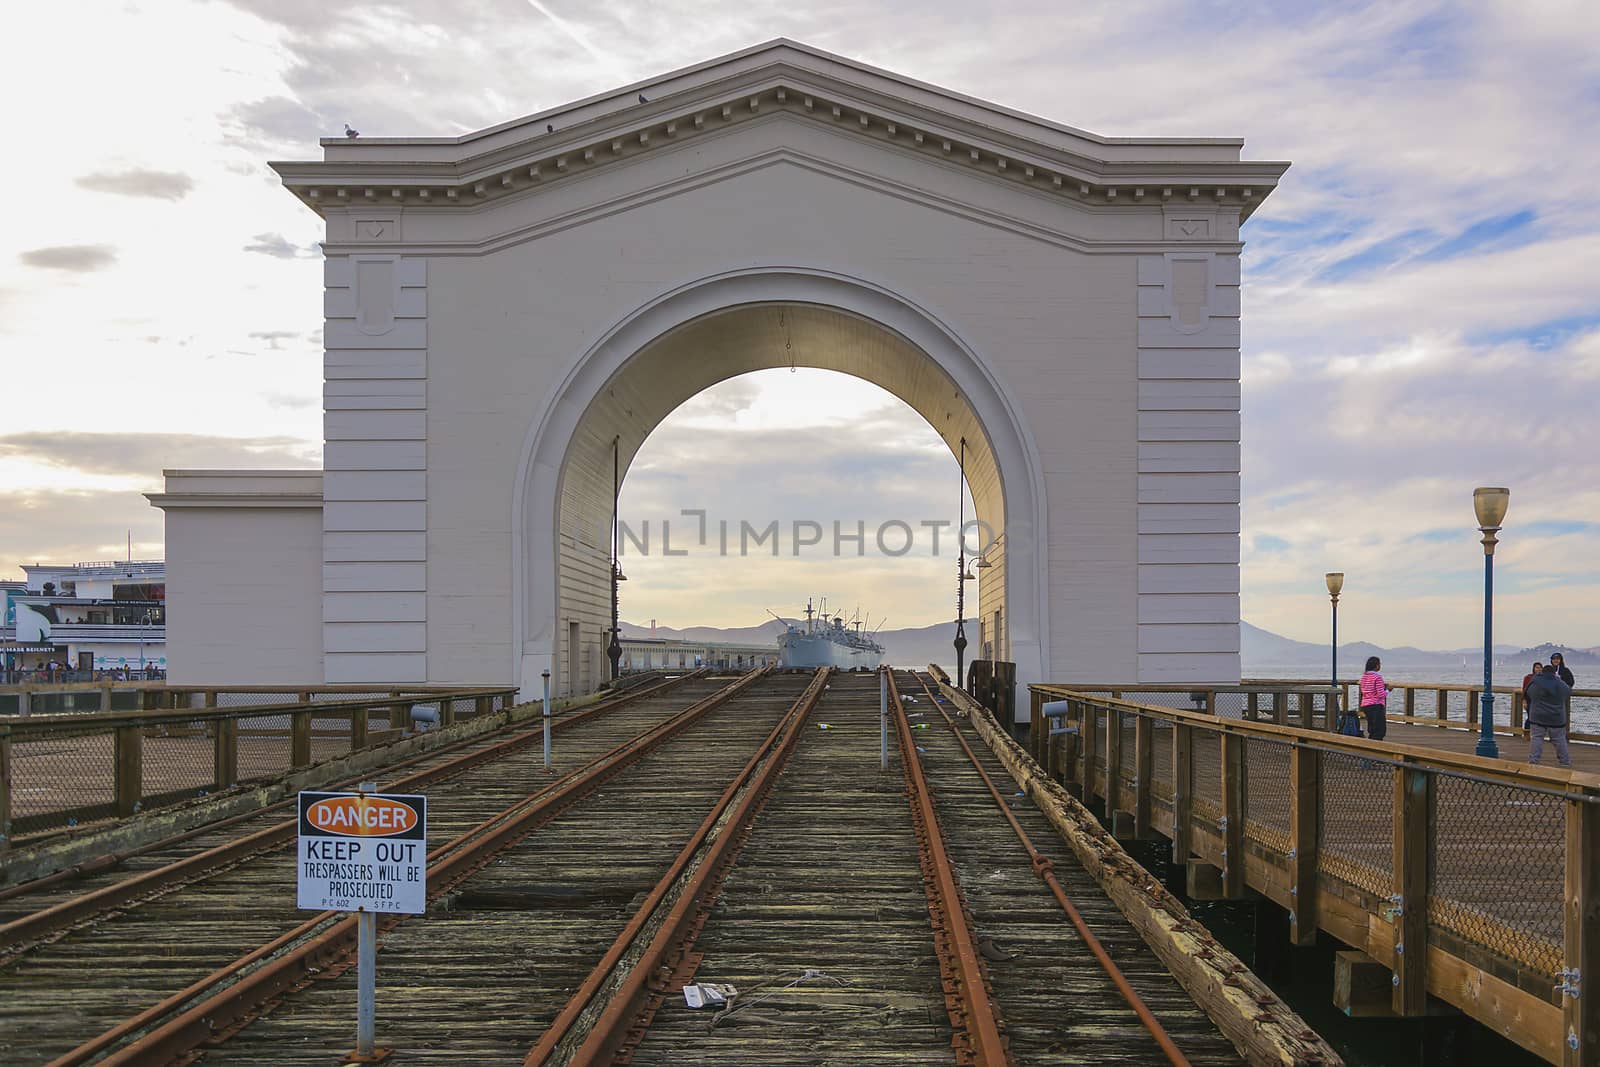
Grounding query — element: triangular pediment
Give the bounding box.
[272,40,1286,218]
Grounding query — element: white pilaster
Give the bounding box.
[1135,245,1243,682]
[322,254,429,682]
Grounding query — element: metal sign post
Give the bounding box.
[880,669,889,771]
[542,669,552,769]
[357,900,378,1057]
[298,781,427,1063]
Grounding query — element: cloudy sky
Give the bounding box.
[2,1,1597,649]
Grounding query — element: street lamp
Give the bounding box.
[954,436,970,687]
[1473,487,1510,759]
[607,437,624,682]
[1324,572,1343,692]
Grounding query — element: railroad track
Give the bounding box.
[8,666,1334,1066]
[0,668,768,1065]
[118,668,818,1067]
[534,669,1244,1067]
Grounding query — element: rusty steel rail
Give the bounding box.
[0,671,705,955]
[909,671,1190,1067]
[50,668,770,1067]
[525,666,830,1066]
[889,669,1013,1067]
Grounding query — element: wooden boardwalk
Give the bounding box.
[1385,719,1599,769]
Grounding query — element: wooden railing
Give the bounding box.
[0,687,518,843]
[1246,677,1600,739]
[1027,683,1600,1067]
[0,682,489,717]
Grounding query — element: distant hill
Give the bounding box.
[622,617,974,673]
[624,617,1598,672]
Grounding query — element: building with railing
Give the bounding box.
[3,560,166,676]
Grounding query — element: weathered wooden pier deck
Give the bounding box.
[0,671,1340,1066]
[1027,679,1600,1066]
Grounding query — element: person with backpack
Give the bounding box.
[1526,663,1573,768]
[1359,656,1392,742]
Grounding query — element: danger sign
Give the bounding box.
[297,790,427,914]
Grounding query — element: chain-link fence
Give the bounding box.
[1243,737,1292,852]
[1428,774,1565,978]
[6,720,118,831]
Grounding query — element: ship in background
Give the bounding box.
[776,598,885,670]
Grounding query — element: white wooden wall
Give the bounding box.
[322,254,430,682]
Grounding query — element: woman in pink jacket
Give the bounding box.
[1359,656,1392,741]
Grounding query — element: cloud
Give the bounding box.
[74,168,194,200]
[0,432,320,479]
[0,489,166,578]
[243,232,311,258]
[5,1,1599,645]
[249,329,301,348]
[19,245,117,272]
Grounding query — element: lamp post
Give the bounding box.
[1473,487,1510,759]
[954,437,971,688]
[607,437,625,682]
[1324,572,1343,690]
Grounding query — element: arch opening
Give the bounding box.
[514,269,1047,700]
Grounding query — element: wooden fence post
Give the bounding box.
[1289,743,1320,945]
[1466,689,1478,727]
[291,708,312,770]
[1392,763,1431,1015]
[1172,722,1192,865]
[1134,713,1153,838]
[1405,686,1417,722]
[350,704,369,751]
[1564,791,1600,1066]
[1106,706,1124,815]
[214,715,238,791]
[206,692,233,790]
[1030,690,1044,763]
[1079,700,1098,802]
[114,723,143,817]
[1221,732,1245,898]
[1246,692,1259,722]
[0,726,12,853]
[1296,692,1312,729]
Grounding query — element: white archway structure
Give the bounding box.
[153,40,1287,703]
[513,267,1048,699]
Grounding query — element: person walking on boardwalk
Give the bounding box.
[1526,663,1573,768]
[1358,656,1392,741]
[1522,661,1542,730]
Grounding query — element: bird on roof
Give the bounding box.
[344,124,360,139]
[546,123,555,133]
[638,93,648,104]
